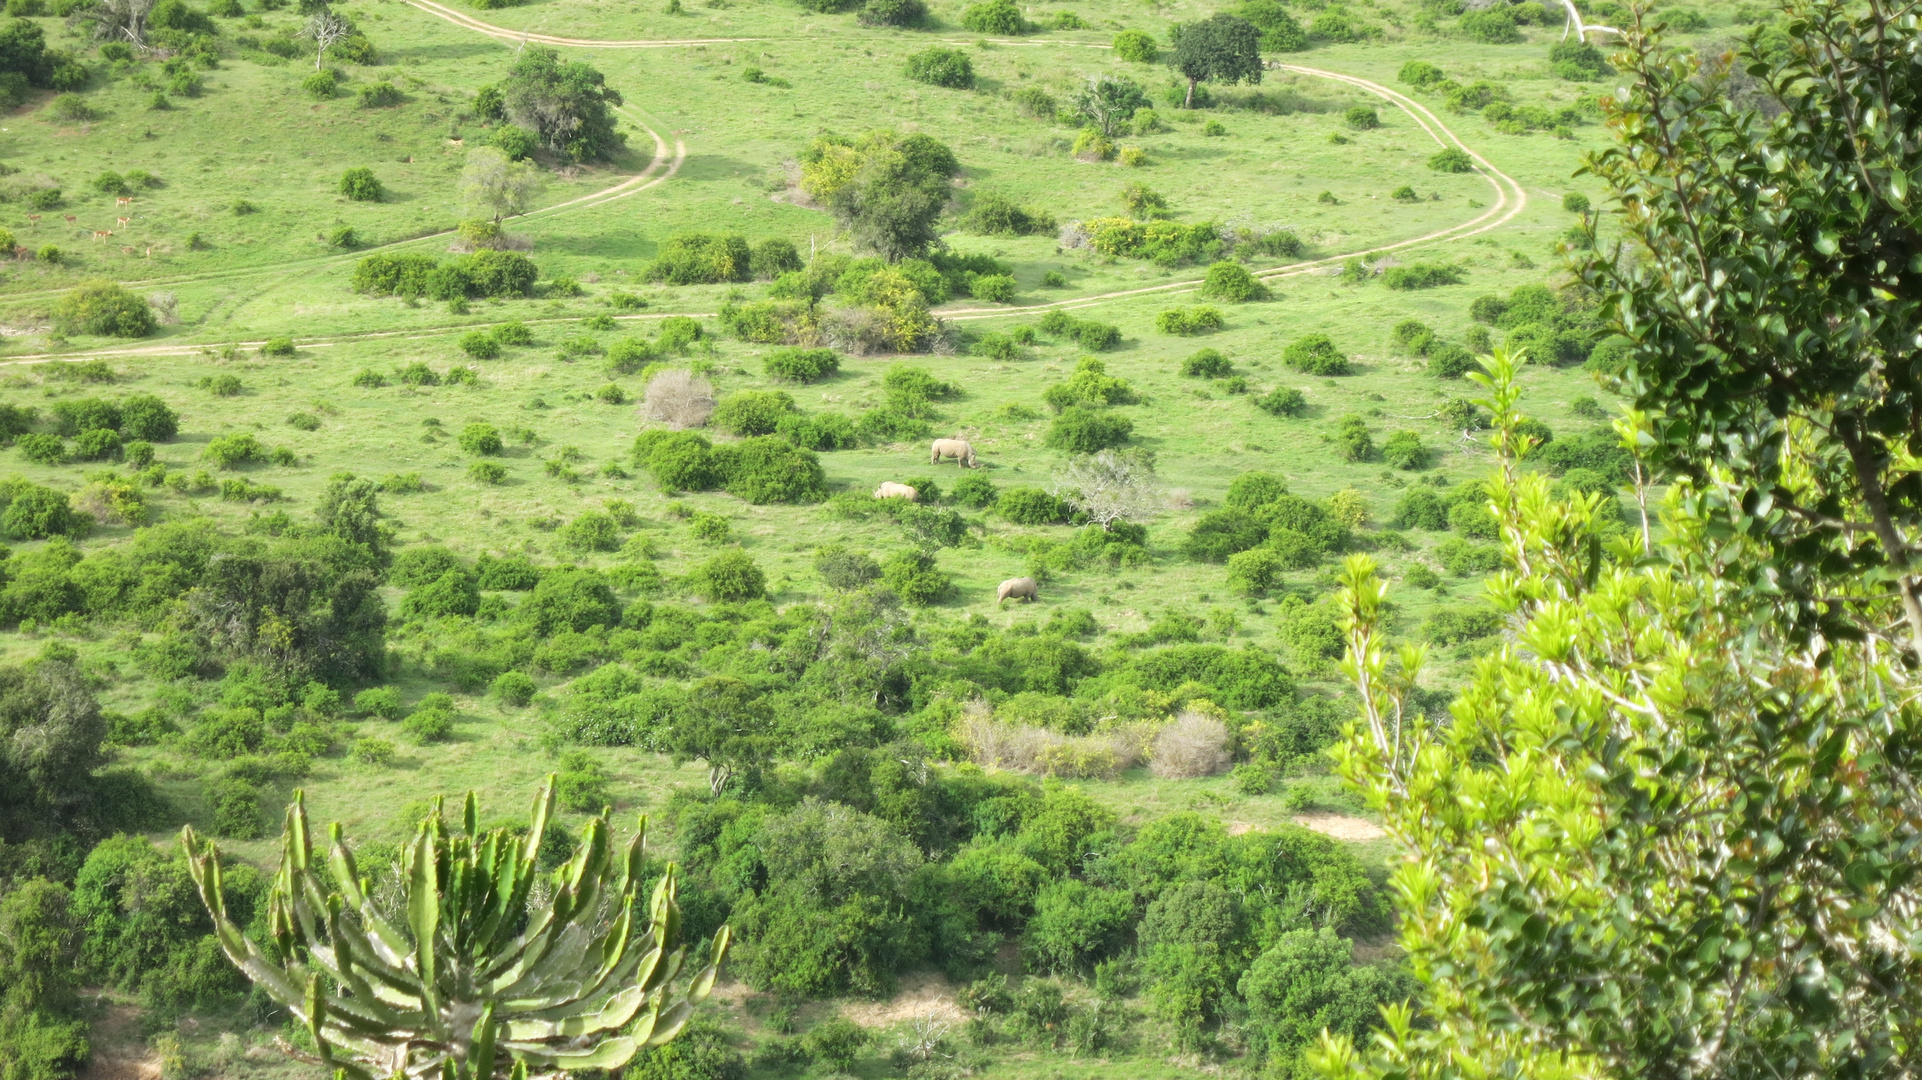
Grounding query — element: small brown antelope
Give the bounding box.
[62,214,76,224]
[27,214,39,224]
[143,246,152,258]
[116,216,130,227]
[115,196,133,207]
[121,246,134,256]
[92,229,111,242]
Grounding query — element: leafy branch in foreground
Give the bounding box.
[1318,349,1922,1080]
[180,779,728,1079]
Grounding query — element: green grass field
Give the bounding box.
[0,0,1740,1072]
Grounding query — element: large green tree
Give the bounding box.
[0,660,104,843]
[798,130,960,261]
[500,47,625,163]
[1172,14,1261,108]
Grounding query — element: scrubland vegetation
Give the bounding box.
[0,1,1899,1080]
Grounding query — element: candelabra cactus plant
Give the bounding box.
[180,777,727,1079]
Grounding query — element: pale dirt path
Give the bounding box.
[0,13,1527,364]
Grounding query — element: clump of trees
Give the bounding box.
[799,129,961,261]
[351,250,542,301]
[479,47,624,163]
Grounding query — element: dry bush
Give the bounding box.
[958,713,1152,780]
[1150,710,1232,778]
[642,368,715,429]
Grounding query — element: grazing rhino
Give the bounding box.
[931,438,978,468]
[997,576,1039,605]
[874,481,918,501]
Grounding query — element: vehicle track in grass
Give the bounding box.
[0,7,1525,364]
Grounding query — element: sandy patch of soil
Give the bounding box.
[838,972,965,1027]
[1293,814,1387,842]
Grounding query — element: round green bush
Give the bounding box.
[1113,29,1157,61]
[859,0,925,25]
[51,279,155,338]
[459,331,501,359]
[1198,262,1270,303]
[1044,406,1133,453]
[905,47,974,89]
[949,471,998,509]
[1180,348,1233,378]
[1562,192,1591,214]
[960,0,1025,33]
[764,347,840,383]
[492,670,537,707]
[1429,147,1474,173]
[459,422,503,456]
[1428,342,1477,378]
[1343,105,1380,130]
[714,436,827,503]
[712,389,798,436]
[692,549,767,603]
[1399,60,1445,87]
[489,124,539,160]
[997,486,1070,525]
[17,434,66,464]
[559,509,623,552]
[339,167,384,201]
[1,482,81,539]
[1155,306,1226,335]
[354,686,404,720]
[1282,333,1351,375]
[970,273,1017,304]
[71,427,121,461]
[881,549,953,606]
[119,393,178,440]
[301,70,337,99]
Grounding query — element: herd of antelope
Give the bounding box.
[14,198,156,258]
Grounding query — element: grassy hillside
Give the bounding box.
[0,0,1739,1075]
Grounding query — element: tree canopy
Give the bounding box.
[1173,14,1262,108]
[500,47,625,163]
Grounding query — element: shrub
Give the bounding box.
[492,670,536,707]
[1114,29,1157,61]
[960,0,1025,33]
[209,776,263,838]
[1344,105,1380,130]
[1150,711,1232,777]
[458,331,501,359]
[301,70,337,99]
[1282,334,1350,375]
[1562,191,1591,214]
[1198,262,1270,302]
[72,427,121,461]
[715,436,827,503]
[748,238,803,279]
[1429,147,1474,173]
[998,486,1071,525]
[401,705,454,742]
[468,461,507,484]
[1381,429,1429,470]
[1383,263,1465,290]
[1460,6,1521,43]
[17,433,65,465]
[905,47,974,89]
[1256,386,1307,417]
[1044,406,1133,453]
[559,510,623,552]
[1155,306,1226,335]
[950,471,997,509]
[603,337,661,376]
[47,92,94,121]
[645,233,751,285]
[1181,348,1233,378]
[347,76,402,110]
[51,280,155,338]
[961,190,1055,237]
[1226,547,1285,596]
[1392,487,1450,530]
[860,0,925,25]
[712,389,797,436]
[815,545,881,591]
[691,550,766,603]
[339,167,383,201]
[355,686,403,720]
[204,433,268,469]
[1332,414,1373,462]
[971,273,1017,303]
[1429,343,1477,378]
[881,549,953,606]
[1391,319,1435,355]
[459,423,503,455]
[1399,59,1446,87]
[1550,39,1611,80]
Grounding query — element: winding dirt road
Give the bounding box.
[2,6,1527,362]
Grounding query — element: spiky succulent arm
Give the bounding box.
[182,777,728,1080]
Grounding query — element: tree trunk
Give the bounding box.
[1184,78,1197,109]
